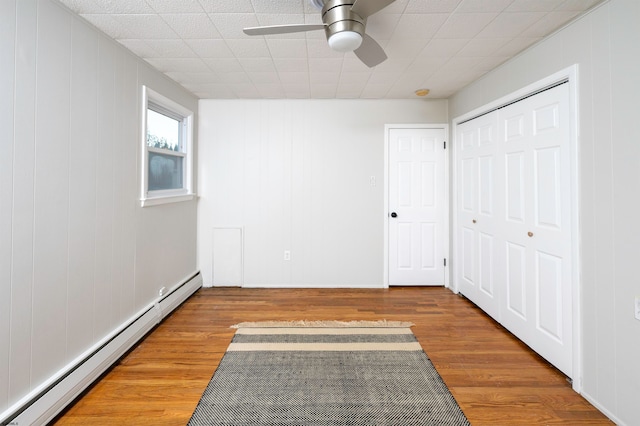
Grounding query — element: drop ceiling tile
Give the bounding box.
[257,83,286,98]
[371,57,412,73]
[309,72,340,83]
[282,84,311,98]
[309,83,338,98]
[306,39,341,58]
[385,38,429,58]
[273,58,309,72]
[266,39,308,58]
[418,38,468,57]
[369,71,402,84]
[404,0,462,14]
[341,57,374,72]
[209,13,260,38]
[339,72,371,84]
[434,13,497,38]
[80,14,133,39]
[110,14,177,39]
[392,13,448,39]
[144,39,199,58]
[519,10,581,37]
[225,39,271,58]
[202,58,244,73]
[229,83,261,98]
[278,72,309,84]
[160,14,221,39]
[456,37,510,56]
[249,72,281,83]
[213,72,252,84]
[251,0,305,14]
[186,39,235,58]
[378,0,409,14]
[506,0,564,12]
[361,83,392,98]
[146,0,205,13]
[186,83,236,98]
[308,57,344,73]
[239,57,277,72]
[165,72,215,84]
[405,56,448,74]
[58,0,106,14]
[455,0,513,13]
[198,0,254,13]
[476,12,546,38]
[99,0,155,13]
[117,39,159,57]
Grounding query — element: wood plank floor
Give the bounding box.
[53,287,612,425]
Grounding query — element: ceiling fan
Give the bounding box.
[243,0,397,68]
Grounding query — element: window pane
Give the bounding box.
[148,152,183,191]
[147,109,180,152]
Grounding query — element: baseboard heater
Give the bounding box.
[1,272,203,426]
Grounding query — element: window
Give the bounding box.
[141,86,194,207]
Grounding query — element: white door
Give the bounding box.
[456,111,502,320]
[455,83,573,377]
[499,84,572,376]
[388,127,446,286]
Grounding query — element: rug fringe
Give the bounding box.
[230,320,414,329]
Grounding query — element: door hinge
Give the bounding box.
[444,258,447,267]
[443,141,446,149]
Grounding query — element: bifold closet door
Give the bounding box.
[456,83,573,377]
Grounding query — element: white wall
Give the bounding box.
[449,0,639,424]
[0,0,198,416]
[198,99,447,288]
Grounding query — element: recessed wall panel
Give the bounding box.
[421,161,436,207]
[479,155,493,216]
[398,161,413,207]
[479,233,493,296]
[534,103,559,134]
[536,147,561,229]
[506,152,525,222]
[421,137,435,152]
[397,222,413,269]
[462,227,475,284]
[421,223,436,269]
[462,158,475,212]
[507,242,526,318]
[479,123,494,147]
[399,136,412,152]
[505,114,524,141]
[461,129,475,150]
[537,251,563,340]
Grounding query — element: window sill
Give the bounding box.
[140,193,196,207]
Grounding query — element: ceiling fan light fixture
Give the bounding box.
[328,30,363,52]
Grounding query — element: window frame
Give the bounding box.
[141,86,195,207]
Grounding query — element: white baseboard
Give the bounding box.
[240,282,385,289]
[580,391,625,426]
[1,272,202,426]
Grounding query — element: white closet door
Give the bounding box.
[455,83,573,377]
[456,111,501,319]
[499,84,572,376]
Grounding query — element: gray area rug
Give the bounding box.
[188,322,470,425]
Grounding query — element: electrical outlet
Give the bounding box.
[159,287,166,297]
[284,250,291,261]
[635,297,640,321]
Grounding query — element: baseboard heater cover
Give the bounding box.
[1,272,202,426]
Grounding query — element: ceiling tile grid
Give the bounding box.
[58,0,605,99]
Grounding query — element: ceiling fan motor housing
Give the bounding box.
[321,0,366,40]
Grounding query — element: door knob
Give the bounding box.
[472,219,477,224]
[390,212,397,218]
[528,231,534,237]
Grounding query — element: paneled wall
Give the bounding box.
[448,0,639,424]
[0,0,198,415]
[197,99,447,288]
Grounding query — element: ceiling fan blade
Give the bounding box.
[354,34,387,67]
[350,0,397,19]
[243,24,326,36]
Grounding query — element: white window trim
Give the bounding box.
[141,86,195,207]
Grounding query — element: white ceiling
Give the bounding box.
[57,0,604,99]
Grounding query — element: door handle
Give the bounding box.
[390,212,397,218]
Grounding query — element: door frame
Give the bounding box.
[451,65,581,392]
[383,123,450,289]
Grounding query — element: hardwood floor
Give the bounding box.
[53,287,612,425]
